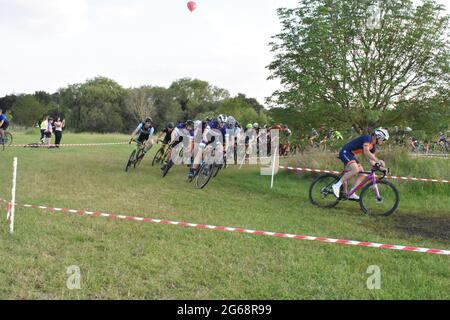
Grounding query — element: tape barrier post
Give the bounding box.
[270,147,278,189]
[10,157,17,234]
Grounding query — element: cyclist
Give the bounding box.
[226,116,241,164]
[188,114,229,179]
[309,127,319,147]
[332,128,389,200]
[162,120,195,171]
[129,117,155,155]
[0,109,9,142]
[157,122,175,145]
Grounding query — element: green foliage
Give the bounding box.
[268,0,450,132]
[11,95,50,127]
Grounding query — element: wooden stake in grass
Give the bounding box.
[9,157,17,234]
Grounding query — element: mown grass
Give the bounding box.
[0,132,449,299]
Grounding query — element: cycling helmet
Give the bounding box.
[405,127,413,132]
[185,120,194,128]
[246,123,253,130]
[273,124,282,130]
[217,114,228,124]
[374,128,389,141]
[227,116,237,128]
[253,123,259,129]
[166,122,175,129]
[145,117,153,123]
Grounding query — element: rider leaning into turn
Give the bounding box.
[161,120,195,171]
[188,114,230,180]
[332,128,389,200]
[129,117,155,154]
[157,122,175,145]
[0,109,10,141]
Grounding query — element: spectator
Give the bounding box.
[45,117,54,147]
[40,116,48,143]
[54,117,65,147]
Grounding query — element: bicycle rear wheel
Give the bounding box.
[125,150,136,172]
[195,163,214,189]
[359,180,399,217]
[309,174,341,208]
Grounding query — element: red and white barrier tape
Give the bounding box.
[5,142,128,148]
[282,166,450,184]
[2,199,449,256]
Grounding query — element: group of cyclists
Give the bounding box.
[128,115,295,180]
[128,114,393,199]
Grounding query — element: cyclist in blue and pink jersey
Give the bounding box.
[332,128,389,200]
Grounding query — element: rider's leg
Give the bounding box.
[144,139,154,154]
[332,161,360,198]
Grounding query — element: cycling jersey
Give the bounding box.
[135,122,155,142]
[205,120,229,145]
[339,135,376,166]
[161,128,173,144]
[0,114,9,129]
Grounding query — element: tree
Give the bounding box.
[59,77,126,133]
[11,95,49,127]
[169,78,230,120]
[125,87,157,123]
[0,94,17,112]
[268,0,450,132]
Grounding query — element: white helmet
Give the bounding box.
[253,123,259,129]
[374,128,389,141]
[405,127,413,132]
[227,116,237,128]
[217,114,228,124]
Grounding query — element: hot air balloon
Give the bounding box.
[187,1,197,13]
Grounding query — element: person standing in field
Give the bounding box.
[44,117,54,147]
[40,115,48,143]
[54,117,65,147]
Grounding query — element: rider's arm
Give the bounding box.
[130,124,141,142]
[363,144,385,167]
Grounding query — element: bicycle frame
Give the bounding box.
[343,171,381,200]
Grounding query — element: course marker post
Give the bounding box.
[270,147,278,189]
[10,157,17,234]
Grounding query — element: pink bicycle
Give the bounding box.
[309,164,400,216]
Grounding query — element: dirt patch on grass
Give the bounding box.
[392,215,450,241]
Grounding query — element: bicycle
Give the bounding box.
[0,131,13,150]
[309,164,400,217]
[125,140,146,172]
[152,140,171,166]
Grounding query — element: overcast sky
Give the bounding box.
[0,0,448,106]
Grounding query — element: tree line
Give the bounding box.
[0,77,270,133]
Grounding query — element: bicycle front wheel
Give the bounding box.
[125,150,136,172]
[5,132,13,146]
[359,180,399,217]
[309,174,341,208]
[195,163,214,189]
[152,147,165,166]
[134,148,145,168]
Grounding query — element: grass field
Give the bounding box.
[0,132,449,299]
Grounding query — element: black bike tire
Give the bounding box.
[195,163,214,189]
[152,147,165,166]
[5,132,13,146]
[359,180,400,217]
[162,161,173,178]
[134,148,145,168]
[308,173,341,208]
[125,150,136,172]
